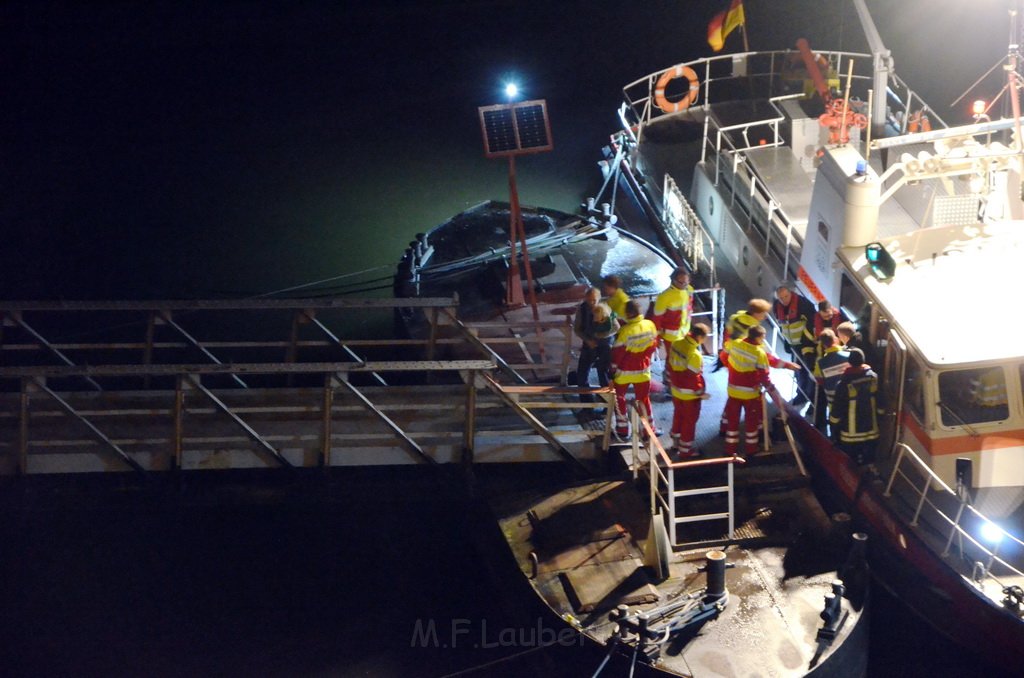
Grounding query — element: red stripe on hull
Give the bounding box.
[789,413,1024,668]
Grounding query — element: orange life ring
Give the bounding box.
[654,65,699,113]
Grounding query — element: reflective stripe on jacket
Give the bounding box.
[829,366,882,443]
[668,334,705,400]
[724,338,770,400]
[652,285,693,343]
[773,294,816,349]
[611,316,657,384]
[814,346,851,401]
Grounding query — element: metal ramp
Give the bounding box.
[0,299,609,475]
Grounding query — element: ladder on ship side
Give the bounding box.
[629,405,744,547]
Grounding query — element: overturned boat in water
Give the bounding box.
[393,200,676,380]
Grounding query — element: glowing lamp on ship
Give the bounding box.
[865,242,897,281]
[972,99,989,122]
[504,82,519,100]
[980,521,1005,545]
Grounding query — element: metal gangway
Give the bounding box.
[0,298,609,475]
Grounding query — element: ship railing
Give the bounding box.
[621,49,943,139]
[712,146,802,280]
[628,403,744,547]
[662,173,717,287]
[884,442,1024,591]
[620,49,946,284]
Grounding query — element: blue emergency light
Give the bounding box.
[865,242,897,280]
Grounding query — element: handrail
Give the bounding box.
[621,48,947,291]
[0,297,459,312]
[0,360,496,379]
[884,442,1024,589]
[621,48,945,131]
[629,403,744,545]
[480,373,604,474]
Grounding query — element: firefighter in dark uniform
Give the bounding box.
[829,348,884,466]
[813,329,850,431]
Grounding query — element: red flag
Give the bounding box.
[707,0,745,52]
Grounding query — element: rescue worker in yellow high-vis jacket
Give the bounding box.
[652,267,694,347]
[720,325,798,456]
[601,274,630,321]
[611,300,659,440]
[667,323,711,458]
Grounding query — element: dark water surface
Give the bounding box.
[0,468,1014,678]
[2,0,1006,300]
[2,1,1018,676]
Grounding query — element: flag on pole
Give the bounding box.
[707,0,745,52]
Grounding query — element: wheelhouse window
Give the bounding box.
[839,273,867,324]
[937,367,1009,426]
[903,357,925,422]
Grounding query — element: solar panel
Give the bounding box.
[481,108,518,155]
[514,103,550,150]
[478,99,553,158]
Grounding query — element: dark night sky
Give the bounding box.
[1,1,1012,298]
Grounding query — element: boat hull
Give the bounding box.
[789,415,1024,672]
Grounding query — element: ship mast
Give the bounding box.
[852,0,892,141]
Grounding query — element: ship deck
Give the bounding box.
[492,476,867,676]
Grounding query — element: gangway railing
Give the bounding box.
[628,404,745,547]
[0,297,464,390]
[884,443,1024,593]
[0,359,497,474]
[1,297,575,390]
[476,376,614,473]
[0,297,605,475]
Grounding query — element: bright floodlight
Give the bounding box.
[980,520,1004,544]
[505,82,519,99]
[973,99,987,117]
